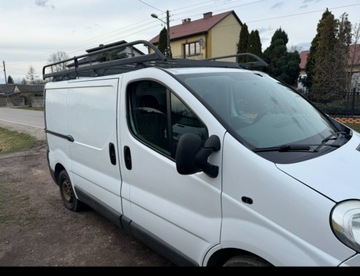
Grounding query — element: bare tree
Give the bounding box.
[25,65,39,84]
[47,51,70,72]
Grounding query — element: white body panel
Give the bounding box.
[118,69,223,263]
[45,78,123,214]
[276,131,360,201]
[44,66,360,266]
[220,133,355,266]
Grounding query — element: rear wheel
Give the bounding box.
[223,255,271,267]
[58,170,82,212]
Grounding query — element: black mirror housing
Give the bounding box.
[175,133,220,178]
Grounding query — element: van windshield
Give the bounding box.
[177,71,350,162]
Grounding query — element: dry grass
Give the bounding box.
[0,127,36,155]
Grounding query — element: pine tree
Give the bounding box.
[312,9,338,101]
[158,27,168,56]
[248,30,262,58]
[337,12,352,92]
[237,23,249,62]
[262,28,300,86]
[7,75,14,84]
[310,9,351,103]
[303,34,318,90]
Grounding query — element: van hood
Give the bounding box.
[276,131,360,202]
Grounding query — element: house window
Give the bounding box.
[184,42,201,57]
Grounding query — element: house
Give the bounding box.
[149,11,243,61]
[299,44,360,91]
[0,84,20,95]
[0,84,44,107]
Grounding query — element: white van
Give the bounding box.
[43,40,360,266]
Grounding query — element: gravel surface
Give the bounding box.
[0,121,173,267]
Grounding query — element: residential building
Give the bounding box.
[149,11,243,61]
[0,84,44,107]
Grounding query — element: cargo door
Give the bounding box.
[66,77,123,215]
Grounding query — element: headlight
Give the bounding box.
[331,200,360,252]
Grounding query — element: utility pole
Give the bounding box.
[3,61,7,84]
[166,10,172,59]
[151,10,172,59]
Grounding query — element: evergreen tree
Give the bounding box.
[263,28,289,77]
[158,27,168,56]
[303,34,318,90]
[263,28,300,86]
[312,9,338,101]
[248,30,262,58]
[337,12,352,92]
[310,9,351,102]
[304,10,353,101]
[247,30,264,70]
[237,23,249,62]
[281,51,301,86]
[7,75,14,84]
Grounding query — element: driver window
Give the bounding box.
[127,80,208,159]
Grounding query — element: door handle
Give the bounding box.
[109,143,116,165]
[124,146,132,170]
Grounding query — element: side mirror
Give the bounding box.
[175,133,221,178]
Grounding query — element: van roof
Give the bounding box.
[43,40,268,82]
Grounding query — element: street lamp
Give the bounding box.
[151,10,172,59]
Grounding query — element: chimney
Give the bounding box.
[203,12,212,19]
[182,18,191,24]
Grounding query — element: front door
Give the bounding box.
[118,71,223,265]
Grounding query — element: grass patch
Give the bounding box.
[345,123,360,133]
[0,127,37,155]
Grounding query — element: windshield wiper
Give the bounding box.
[253,132,350,153]
[312,132,346,152]
[253,144,311,153]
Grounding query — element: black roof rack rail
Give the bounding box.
[206,53,268,69]
[43,40,167,81]
[43,40,268,81]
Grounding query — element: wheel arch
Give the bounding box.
[205,248,272,266]
[54,163,66,185]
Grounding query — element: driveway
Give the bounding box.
[0,110,172,266]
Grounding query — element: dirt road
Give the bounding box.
[0,122,172,266]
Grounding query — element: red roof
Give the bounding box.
[300,44,360,70]
[149,10,242,44]
[299,50,309,70]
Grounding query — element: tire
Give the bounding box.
[58,170,82,212]
[223,255,271,267]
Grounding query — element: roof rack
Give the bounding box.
[43,40,268,81]
[205,53,268,69]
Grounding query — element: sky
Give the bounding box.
[1,0,360,84]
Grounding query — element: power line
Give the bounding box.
[247,3,360,23]
[3,1,360,79]
[137,0,164,12]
